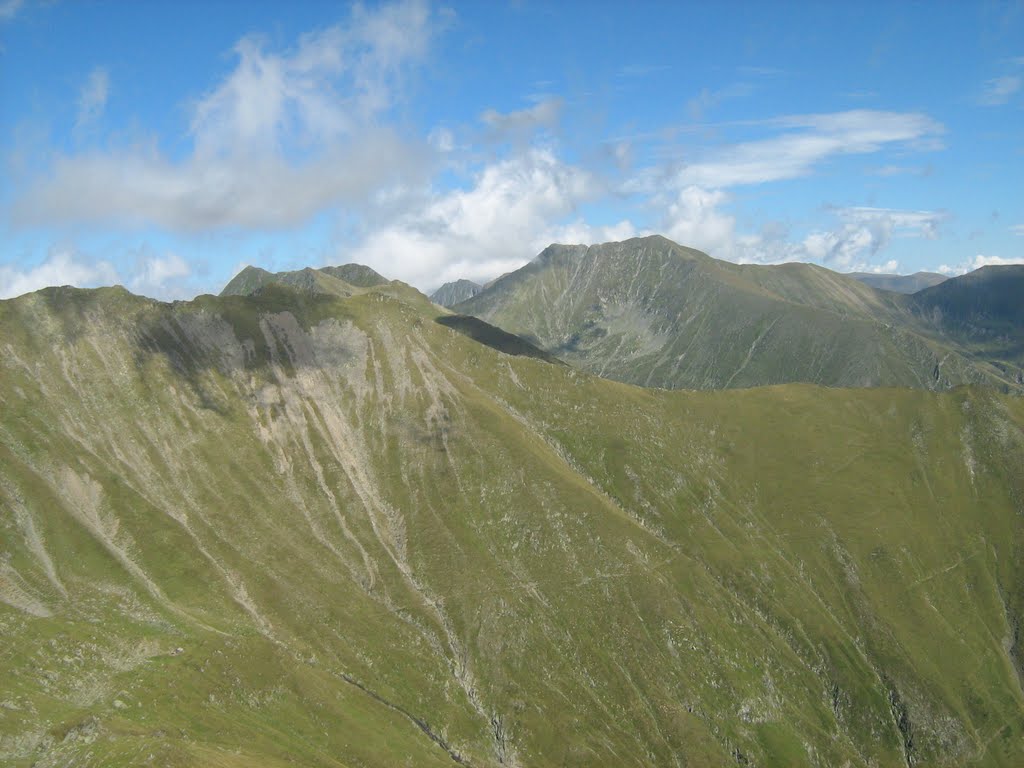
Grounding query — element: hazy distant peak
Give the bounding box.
[849,271,948,294]
[430,279,483,308]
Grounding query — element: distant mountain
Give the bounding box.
[455,235,1021,391]
[911,265,1024,332]
[850,271,948,294]
[910,265,1024,371]
[430,278,483,307]
[3,278,1024,766]
[221,263,387,298]
[319,263,389,288]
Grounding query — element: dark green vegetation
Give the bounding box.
[454,236,1023,392]
[431,279,484,308]
[2,268,1024,766]
[850,272,948,294]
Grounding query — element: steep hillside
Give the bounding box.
[455,236,1016,391]
[851,272,948,294]
[431,279,483,307]
[2,280,1024,767]
[909,266,1024,371]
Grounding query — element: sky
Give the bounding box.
[1,0,1022,300]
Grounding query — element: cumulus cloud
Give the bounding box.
[347,147,620,288]
[14,0,441,232]
[662,186,737,257]
[938,254,1024,276]
[128,251,192,299]
[769,207,943,270]
[76,67,109,130]
[0,249,118,299]
[670,110,942,188]
[655,191,945,272]
[864,259,900,274]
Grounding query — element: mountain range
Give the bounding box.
[848,271,948,294]
[450,236,1023,393]
[1,240,1023,767]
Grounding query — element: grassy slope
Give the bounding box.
[455,236,1020,392]
[1,282,1023,766]
[220,264,388,298]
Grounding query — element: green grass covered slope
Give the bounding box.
[220,263,389,299]
[454,236,1022,392]
[2,280,1024,766]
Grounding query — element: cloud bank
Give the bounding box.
[14,0,441,231]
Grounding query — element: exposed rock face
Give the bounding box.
[430,279,483,307]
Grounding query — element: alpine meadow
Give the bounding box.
[1,1,1023,767]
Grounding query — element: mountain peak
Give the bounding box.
[430,279,483,308]
[220,263,387,298]
[453,234,1023,392]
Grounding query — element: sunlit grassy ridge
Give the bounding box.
[1,277,1023,766]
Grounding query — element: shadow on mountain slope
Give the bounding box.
[435,314,565,365]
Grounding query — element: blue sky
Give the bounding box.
[1,0,1022,299]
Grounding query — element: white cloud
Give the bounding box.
[939,254,1024,276]
[347,147,611,288]
[0,250,118,299]
[671,110,942,188]
[780,207,944,270]
[836,207,946,239]
[1011,224,1024,236]
[128,252,192,299]
[865,259,900,274]
[662,186,737,257]
[76,67,109,130]
[654,192,945,272]
[18,133,425,231]
[14,0,441,232]
[237,100,943,287]
[979,75,1021,106]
